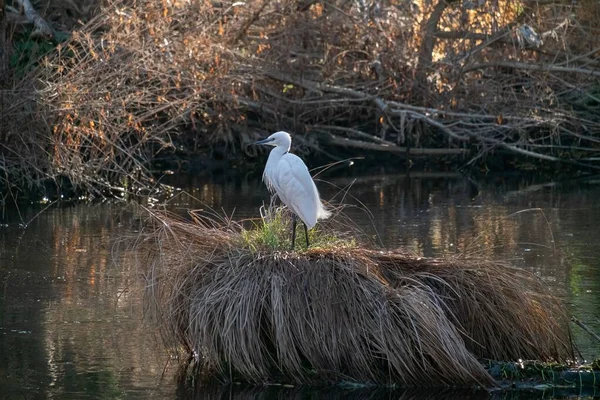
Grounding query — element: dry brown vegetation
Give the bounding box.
[1,0,599,196]
[140,209,572,387]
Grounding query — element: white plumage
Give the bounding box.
[255,131,330,247]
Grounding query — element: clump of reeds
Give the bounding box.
[140,207,572,387]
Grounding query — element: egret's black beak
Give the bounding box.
[254,137,272,145]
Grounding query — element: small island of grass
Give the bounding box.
[138,206,573,389]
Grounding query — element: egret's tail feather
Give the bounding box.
[317,202,332,220]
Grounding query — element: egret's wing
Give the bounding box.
[273,156,305,208]
[276,154,321,228]
[284,155,330,220]
[262,169,278,193]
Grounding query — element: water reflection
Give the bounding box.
[0,203,174,399]
[178,382,600,400]
[0,173,599,399]
[179,385,493,400]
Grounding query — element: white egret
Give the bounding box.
[255,131,331,249]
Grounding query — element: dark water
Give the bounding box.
[2,172,600,399]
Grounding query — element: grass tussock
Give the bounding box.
[240,205,357,252]
[141,208,572,387]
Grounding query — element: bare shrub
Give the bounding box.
[2,0,600,195]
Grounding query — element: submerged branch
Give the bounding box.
[571,317,600,343]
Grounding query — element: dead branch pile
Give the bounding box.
[142,211,572,387]
[2,0,600,194]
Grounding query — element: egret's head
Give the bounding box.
[254,131,292,149]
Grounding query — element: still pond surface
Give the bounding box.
[1,171,600,399]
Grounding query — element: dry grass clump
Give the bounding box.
[140,209,572,387]
[375,253,570,362]
[240,205,358,252]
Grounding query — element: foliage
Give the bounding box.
[9,31,70,77]
[240,205,356,252]
[240,206,294,251]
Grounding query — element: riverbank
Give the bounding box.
[1,0,599,200]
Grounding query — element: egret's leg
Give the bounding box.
[291,215,297,250]
[303,223,309,248]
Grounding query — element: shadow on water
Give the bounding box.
[178,385,490,400]
[176,383,600,400]
[0,172,600,398]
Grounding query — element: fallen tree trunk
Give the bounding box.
[320,132,470,156]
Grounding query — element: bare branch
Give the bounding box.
[571,317,600,344]
[13,0,53,38]
[263,71,470,142]
[463,61,600,78]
